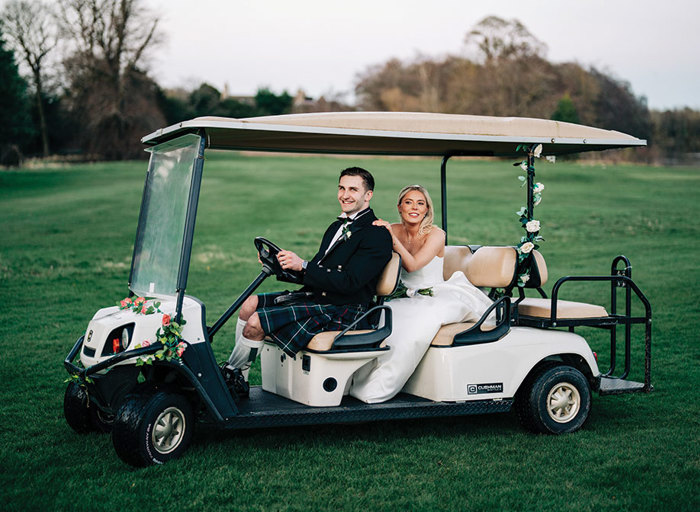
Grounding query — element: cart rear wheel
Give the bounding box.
[64,382,96,433]
[516,365,591,434]
[112,390,193,467]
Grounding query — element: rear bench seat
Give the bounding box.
[428,245,613,345]
[513,250,612,326]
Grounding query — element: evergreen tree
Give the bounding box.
[551,94,580,124]
[0,29,33,164]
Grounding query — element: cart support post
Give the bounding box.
[440,155,450,242]
[175,132,207,323]
[526,150,535,220]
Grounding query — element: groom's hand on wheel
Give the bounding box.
[277,250,304,272]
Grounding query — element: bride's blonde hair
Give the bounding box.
[397,184,434,235]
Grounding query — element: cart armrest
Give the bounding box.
[331,305,393,349]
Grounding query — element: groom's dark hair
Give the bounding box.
[340,167,375,191]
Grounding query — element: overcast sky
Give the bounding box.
[151,0,699,110]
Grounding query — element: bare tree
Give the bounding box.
[57,0,160,91]
[464,16,547,63]
[56,0,164,159]
[1,0,58,157]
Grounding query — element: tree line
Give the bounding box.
[354,17,698,164]
[0,4,697,165]
[0,0,295,164]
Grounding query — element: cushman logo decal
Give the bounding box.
[467,383,503,395]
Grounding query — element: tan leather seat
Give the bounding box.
[305,252,401,352]
[442,246,473,280]
[431,246,513,347]
[464,246,519,288]
[517,297,609,319]
[511,252,610,320]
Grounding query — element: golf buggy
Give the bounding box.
[63,112,652,466]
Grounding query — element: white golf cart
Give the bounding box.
[63,112,652,466]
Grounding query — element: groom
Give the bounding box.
[223,167,393,397]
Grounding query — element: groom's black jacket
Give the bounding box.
[302,208,393,306]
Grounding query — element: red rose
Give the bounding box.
[162,314,171,327]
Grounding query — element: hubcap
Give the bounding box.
[546,382,580,423]
[152,406,186,454]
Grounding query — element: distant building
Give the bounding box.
[291,88,355,114]
[222,82,256,105]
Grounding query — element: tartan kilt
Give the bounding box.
[256,292,369,356]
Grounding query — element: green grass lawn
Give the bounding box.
[1,153,698,511]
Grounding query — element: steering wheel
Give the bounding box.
[254,237,305,284]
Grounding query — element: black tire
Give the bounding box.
[111,390,194,467]
[64,382,96,433]
[516,365,591,434]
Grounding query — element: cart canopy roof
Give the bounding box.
[142,112,645,157]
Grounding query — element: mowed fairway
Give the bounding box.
[1,152,698,512]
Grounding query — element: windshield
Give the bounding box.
[129,134,202,297]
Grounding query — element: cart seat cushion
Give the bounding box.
[377,252,401,297]
[517,297,609,319]
[464,246,518,288]
[306,330,375,351]
[430,321,497,346]
[443,246,473,281]
[529,250,548,287]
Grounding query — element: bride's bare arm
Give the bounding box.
[391,227,445,273]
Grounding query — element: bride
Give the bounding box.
[349,184,493,404]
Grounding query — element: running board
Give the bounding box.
[598,376,649,395]
[224,387,513,429]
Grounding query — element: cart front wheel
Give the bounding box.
[64,381,96,433]
[112,390,193,466]
[516,365,591,434]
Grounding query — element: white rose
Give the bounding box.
[533,182,544,194]
[519,273,530,285]
[533,144,543,158]
[520,242,535,254]
[533,196,542,206]
[406,288,416,298]
[526,220,540,233]
[520,161,528,171]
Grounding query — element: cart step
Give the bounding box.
[225,387,513,429]
[599,376,646,395]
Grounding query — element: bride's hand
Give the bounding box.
[373,219,392,230]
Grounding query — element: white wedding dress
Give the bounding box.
[349,256,494,403]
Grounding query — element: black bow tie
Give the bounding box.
[337,209,370,223]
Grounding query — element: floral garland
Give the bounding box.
[513,144,546,287]
[133,314,187,367]
[118,296,160,315]
[117,296,188,366]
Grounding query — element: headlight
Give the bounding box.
[120,327,131,351]
[102,323,135,356]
